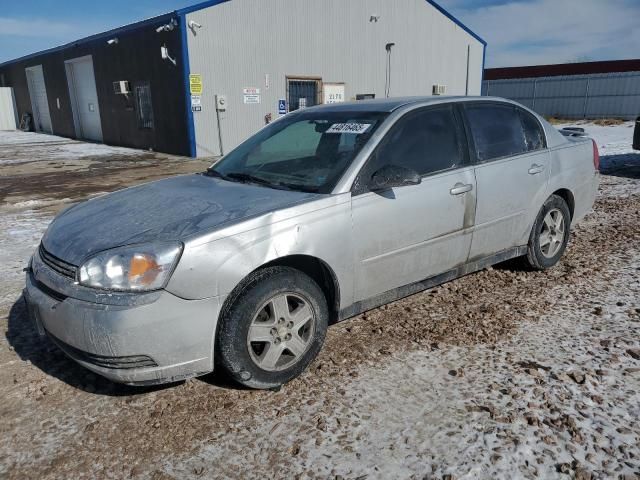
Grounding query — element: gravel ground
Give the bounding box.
[0,126,639,479]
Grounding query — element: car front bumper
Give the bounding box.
[24,266,221,386]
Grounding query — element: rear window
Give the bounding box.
[519,109,546,151]
[465,104,527,162]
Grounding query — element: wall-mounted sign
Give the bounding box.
[324,83,345,104]
[190,74,203,94]
[191,95,202,112]
[278,99,287,115]
[243,87,260,104]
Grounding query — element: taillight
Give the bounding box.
[592,138,600,172]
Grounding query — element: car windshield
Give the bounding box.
[208,110,388,193]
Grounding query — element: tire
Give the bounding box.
[215,266,328,389]
[525,194,571,270]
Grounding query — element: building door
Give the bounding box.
[25,65,53,134]
[65,56,103,142]
[287,78,321,111]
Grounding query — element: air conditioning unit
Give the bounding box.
[432,84,447,96]
[113,81,131,95]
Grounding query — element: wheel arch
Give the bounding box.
[551,188,575,219]
[219,254,341,325]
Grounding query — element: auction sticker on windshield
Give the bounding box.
[326,123,372,134]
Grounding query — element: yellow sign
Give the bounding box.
[189,74,202,94]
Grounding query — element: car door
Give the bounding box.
[463,103,550,259]
[351,105,476,302]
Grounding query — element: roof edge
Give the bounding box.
[176,0,230,16]
[485,58,640,80]
[0,11,177,69]
[0,0,486,68]
[425,0,486,46]
[178,0,486,45]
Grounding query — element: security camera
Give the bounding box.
[188,20,202,29]
[107,38,119,45]
[156,18,178,33]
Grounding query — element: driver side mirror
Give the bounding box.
[369,165,421,191]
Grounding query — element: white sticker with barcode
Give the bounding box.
[326,123,372,134]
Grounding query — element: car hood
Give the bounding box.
[42,174,318,265]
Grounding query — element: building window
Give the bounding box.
[134,81,154,129]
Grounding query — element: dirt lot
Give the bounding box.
[1,127,639,479]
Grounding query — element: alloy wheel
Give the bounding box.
[539,208,565,258]
[246,293,315,372]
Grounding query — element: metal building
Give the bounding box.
[482,59,640,120]
[0,0,486,157]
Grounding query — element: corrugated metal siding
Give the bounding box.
[483,71,640,119]
[186,0,484,156]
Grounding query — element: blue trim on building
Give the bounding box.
[178,13,197,158]
[424,0,486,46]
[176,0,231,16]
[0,12,176,69]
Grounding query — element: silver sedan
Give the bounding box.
[24,96,599,389]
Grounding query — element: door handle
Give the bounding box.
[528,164,545,175]
[450,183,473,195]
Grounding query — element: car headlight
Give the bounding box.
[78,243,183,292]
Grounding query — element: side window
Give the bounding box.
[465,104,527,162]
[519,109,546,151]
[366,106,463,179]
[134,82,154,129]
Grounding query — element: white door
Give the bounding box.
[352,106,476,301]
[25,65,53,134]
[65,56,103,142]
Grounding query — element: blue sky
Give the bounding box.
[1,0,639,67]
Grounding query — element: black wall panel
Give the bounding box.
[0,14,190,156]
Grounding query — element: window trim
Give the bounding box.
[517,107,547,152]
[351,104,470,195]
[461,101,548,165]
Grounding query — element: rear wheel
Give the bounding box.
[216,266,328,389]
[525,194,571,270]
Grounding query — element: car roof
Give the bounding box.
[303,96,503,113]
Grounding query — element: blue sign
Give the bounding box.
[278,99,287,115]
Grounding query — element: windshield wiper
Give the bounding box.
[225,172,277,187]
[208,170,315,192]
[207,169,273,187]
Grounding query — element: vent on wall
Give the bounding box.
[432,84,447,96]
[113,81,131,95]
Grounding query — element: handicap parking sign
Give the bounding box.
[278,99,287,115]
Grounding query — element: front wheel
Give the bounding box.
[215,266,328,389]
[525,194,571,270]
